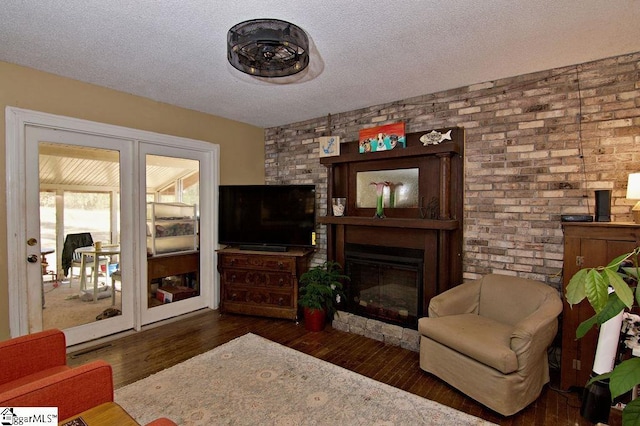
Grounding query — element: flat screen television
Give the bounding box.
[218,184,316,251]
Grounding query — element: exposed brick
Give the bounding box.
[264,51,640,287]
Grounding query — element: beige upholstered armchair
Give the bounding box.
[417,274,562,416]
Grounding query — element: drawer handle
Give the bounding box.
[278,261,285,270]
[278,297,284,306]
[230,293,237,301]
[230,274,236,282]
[278,278,284,286]
[229,259,236,265]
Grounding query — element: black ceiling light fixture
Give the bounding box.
[227,18,309,78]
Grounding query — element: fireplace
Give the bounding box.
[345,244,424,329]
[319,128,464,331]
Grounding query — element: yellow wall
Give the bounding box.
[0,61,265,339]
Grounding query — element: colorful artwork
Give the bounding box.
[358,123,406,153]
[319,136,340,157]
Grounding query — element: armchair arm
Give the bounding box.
[0,329,67,386]
[428,279,481,318]
[146,419,179,426]
[0,360,114,421]
[510,295,562,369]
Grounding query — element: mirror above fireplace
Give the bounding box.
[356,168,419,209]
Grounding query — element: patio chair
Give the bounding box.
[61,233,107,286]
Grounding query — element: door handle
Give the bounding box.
[27,254,39,263]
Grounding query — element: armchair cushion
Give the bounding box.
[146,419,179,426]
[419,313,517,374]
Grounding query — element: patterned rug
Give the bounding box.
[115,333,495,425]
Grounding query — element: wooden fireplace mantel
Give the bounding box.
[319,127,464,316]
[319,142,462,165]
[318,216,459,230]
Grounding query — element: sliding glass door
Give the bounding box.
[7,108,219,345]
[25,125,135,346]
[138,144,214,326]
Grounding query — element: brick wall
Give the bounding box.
[264,52,640,288]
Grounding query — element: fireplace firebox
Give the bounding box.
[345,244,424,328]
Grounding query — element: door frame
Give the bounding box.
[5,106,220,339]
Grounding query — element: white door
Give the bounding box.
[138,143,215,326]
[25,125,135,346]
[6,107,219,344]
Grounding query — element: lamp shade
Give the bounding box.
[627,173,640,199]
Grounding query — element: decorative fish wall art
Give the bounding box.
[420,129,452,146]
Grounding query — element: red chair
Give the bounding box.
[0,329,175,425]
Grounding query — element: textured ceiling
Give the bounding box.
[1,1,639,128]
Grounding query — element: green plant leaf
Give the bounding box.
[622,266,640,279]
[566,268,588,306]
[576,314,598,339]
[622,397,640,426]
[576,293,626,339]
[597,293,626,325]
[607,252,633,269]
[605,267,634,309]
[610,358,640,399]
[564,247,640,425]
[585,269,608,313]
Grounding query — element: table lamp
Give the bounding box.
[626,173,640,224]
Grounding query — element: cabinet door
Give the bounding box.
[561,236,637,389]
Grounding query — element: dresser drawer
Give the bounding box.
[219,254,296,272]
[223,287,293,308]
[221,269,293,288]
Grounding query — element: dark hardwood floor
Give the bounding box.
[67,309,594,425]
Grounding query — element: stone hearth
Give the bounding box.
[332,310,420,352]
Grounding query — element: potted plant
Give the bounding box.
[298,260,348,332]
[566,246,640,425]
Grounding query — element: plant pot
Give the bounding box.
[303,307,326,332]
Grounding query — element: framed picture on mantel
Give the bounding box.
[358,122,406,153]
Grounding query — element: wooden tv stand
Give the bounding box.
[217,247,313,320]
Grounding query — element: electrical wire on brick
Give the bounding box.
[575,65,591,216]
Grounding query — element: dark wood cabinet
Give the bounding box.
[147,252,200,307]
[217,247,313,320]
[560,222,640,390]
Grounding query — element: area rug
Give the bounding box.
[115,333,495,425]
